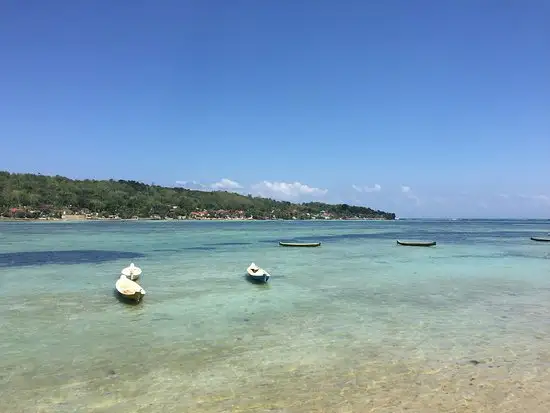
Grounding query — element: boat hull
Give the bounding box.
[279,242,321,247]
[531,237,550,242]
[246,273,270,283]
[397,240,436,247]
[115,289,145,303]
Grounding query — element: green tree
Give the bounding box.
[0,171,396,220]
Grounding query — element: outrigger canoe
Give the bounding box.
[530,237,550,242]
[279,242,321,247]
[396,240,436,247]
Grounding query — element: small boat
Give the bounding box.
[397,240,436,247]
[246,262,270,283]
[121,262,142,281]
[115,275,146,303]
[279,242,321,247]
[530,237,550,242]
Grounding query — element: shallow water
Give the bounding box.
[1,219,550,412]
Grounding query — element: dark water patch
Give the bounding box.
[434,252,507,260]
[154,243,250,253]
[392,230,546,244]
[260,232,396,244]
[295,233,391,242]
[505,251,550,260]
[0,250,145,268]
[243,274,272,286]
[260,229,545,246]
[151,314,176,322]
[152,248,184,253]
[433,250,550,261]
[205,242,252,247]
[182,246,217,251]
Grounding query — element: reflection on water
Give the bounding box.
[0,220,550,412]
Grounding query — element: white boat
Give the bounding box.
[121,263,142,281]
[246,262,270,283]
[115,275,146,303]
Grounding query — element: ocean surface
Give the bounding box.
[1,219,550,412]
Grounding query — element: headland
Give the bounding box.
[0,171,395,222]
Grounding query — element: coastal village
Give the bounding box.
[2,206,371,221]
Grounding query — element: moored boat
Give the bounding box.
[279,241,321,247]
[121,262,142,281]
[246,262,270,283]
[115,275,146,303]
[530,236,550,242]
[397,240,437,247]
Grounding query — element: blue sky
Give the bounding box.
[0,1,548,218]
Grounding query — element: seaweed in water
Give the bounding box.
[0,250,145,268]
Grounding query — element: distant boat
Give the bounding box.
[530,237,550,242]
[121,262,142,281]
[246,262,270,283]
[115,275,146,303]
[397,240,437,247]
[279,242,321,247]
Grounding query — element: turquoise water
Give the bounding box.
[1,219,550,412]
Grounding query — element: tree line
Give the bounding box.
[0,171,396,220]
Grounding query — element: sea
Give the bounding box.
[1,219,550,413]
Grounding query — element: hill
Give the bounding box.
[0,172,395,221]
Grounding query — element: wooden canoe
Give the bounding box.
[396,240,436,247]
[279,242,321,247]
[530,237,550,242]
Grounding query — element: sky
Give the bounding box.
[0,0,549,218]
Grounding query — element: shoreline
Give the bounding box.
[0,217,395,223]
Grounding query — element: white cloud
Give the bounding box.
[175,180,193,186]
[400,185,420,205]
[177,179,327,200]
[366,184,382,193]
[210,178,242,190]
[250,180,328,200]
[352,184,381,193]
[517,194,550,205]
[175,180,208,190]
[176,178,243,192]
